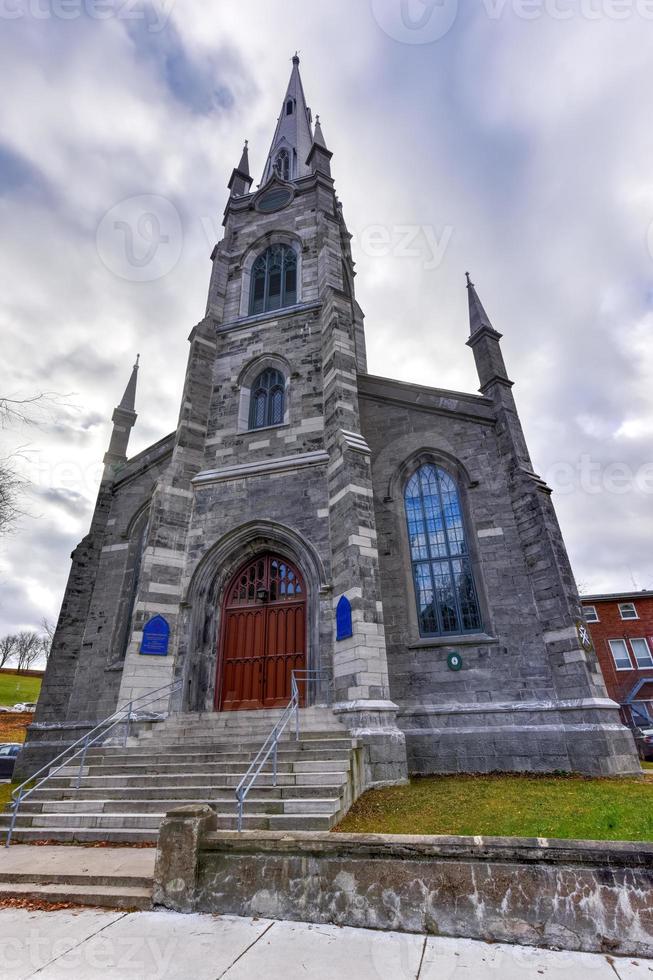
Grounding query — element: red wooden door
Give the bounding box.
[217,554,306,711]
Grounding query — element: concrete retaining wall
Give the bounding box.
[153,807,653,957]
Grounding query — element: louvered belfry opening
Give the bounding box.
[216,553,307,711]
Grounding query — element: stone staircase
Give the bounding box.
[0,708,364,844]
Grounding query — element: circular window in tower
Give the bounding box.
[256,187,294,213]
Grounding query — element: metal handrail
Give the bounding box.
[234,669,321,832]
[4,679,181,847]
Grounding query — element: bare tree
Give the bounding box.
[0,391,63,537]
[0,454,28,535]
[39,618,55,665]
[15,631,42,673]
[0,634,18,670]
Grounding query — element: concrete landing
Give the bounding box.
[0,909,647,979]
[0,845,155,910]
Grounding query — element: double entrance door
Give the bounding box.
[217,553,307,711]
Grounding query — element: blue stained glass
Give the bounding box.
[404,464,482,637]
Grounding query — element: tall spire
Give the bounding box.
[307,113,333,178]
[261,54,314,184]
[465,274,514,396]
[103,356,139,482]
[466,272,495,336]
[119,354,139,412]
[237,140,250,176]
[228,140,253,198]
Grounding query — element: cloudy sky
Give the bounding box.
[1,0,652,636]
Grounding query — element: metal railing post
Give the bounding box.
[5,788,23,848]
[272,740,278,786]
[123,701,134,747]
[76,736,90,790]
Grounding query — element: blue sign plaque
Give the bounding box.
[140,615,170,656]
[336,596,353,642]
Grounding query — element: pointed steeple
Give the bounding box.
[466,272,495,336]
[261,54,314,184]
[313,114,327,148]
[119,354,139,412]
[228,140,253,198]
[465,274,513,395]
[103,356,139,482]
[307,113,333,178]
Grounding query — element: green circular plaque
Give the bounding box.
[447,651,463,672]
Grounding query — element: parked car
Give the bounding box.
[12,703,36,713]
[633,727,653,761]
[0,743,21,778]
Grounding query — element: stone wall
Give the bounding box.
[358,374,640,777]
[153,809,653,958]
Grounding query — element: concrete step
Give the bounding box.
[133,731,348,747]
[46,771,348,789]
[86,745,354,764]
[57,759,351,778]
[0,881,152,910]
[0,811,334,838]
[27,783,345,802]
[18,797,340,816]
[0,828,158,844]
[26,783,346,803]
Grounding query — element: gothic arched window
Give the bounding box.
[286,99,294,116]
[250,244,297,315]
[274,149,290,180]
[405,464,482,637]
[249,368,285,429]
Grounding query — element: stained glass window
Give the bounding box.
[250,244,297,315]
[405,464,482,637]
[249,368,285,430]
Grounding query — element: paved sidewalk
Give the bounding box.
[0,845,156,880]
[0,908,650,979]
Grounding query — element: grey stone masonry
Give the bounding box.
[18,57,637,789]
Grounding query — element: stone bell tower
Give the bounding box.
[112,54,408,786]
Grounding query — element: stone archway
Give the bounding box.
[216,552,307,711]
[176,520,329,714]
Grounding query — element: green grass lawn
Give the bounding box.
[0,783,15,810]
[0,673,41,707]
[335,774,653,842]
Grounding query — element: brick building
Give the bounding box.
[581,591,653,728]
[17,55,638,785]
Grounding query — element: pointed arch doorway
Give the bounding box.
[216,553,307,711]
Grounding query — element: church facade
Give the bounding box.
[18,57,639,783]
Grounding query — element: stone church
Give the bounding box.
[18,55,638,786]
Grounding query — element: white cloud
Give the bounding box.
[1,0,652,634]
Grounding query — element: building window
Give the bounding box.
[286,99,294,116]
[619,602,638,620]
[274,149,290,181]
[609,639,633,671]
[249,368,285,430]
[631,638,653,669]
[405,463,482,637]
[250,244,297,315]
[584,605,599,623]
